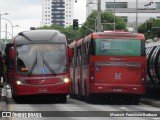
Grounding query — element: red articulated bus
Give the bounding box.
[5,30,71,103]
[69,31,146,104]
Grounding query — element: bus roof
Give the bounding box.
[93,31,145,39]
[15,30,66,45]
[70,31,145,47]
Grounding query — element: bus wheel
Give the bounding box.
[85,95,94,103]
[11,87,21,103]
[59,95,67,103]
[70,93,76,99]
[131,95,140,105]
[133,97,140,105]
[86,95,91,103]
[12,94,21,103]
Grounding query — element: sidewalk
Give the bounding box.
[0,99,6,111]
[0,87,7,112]
[0,101,7,120]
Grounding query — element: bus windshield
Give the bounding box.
[93,38,144,56]
[16,44,67,75]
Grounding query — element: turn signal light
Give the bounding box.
[21,67,29,71]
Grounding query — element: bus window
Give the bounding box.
[93,39,143,56]
[16,44,67,75]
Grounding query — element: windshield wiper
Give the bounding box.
[28,53,37,76]
[42,53,57,75]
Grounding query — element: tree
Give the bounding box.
[37,11,127,43]
[138,18,160,40]
[37,24,64,31]
[63,26,81,44]
[80,10,127,36]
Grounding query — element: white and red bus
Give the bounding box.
[5,30,71,103]
[69,31,146,104]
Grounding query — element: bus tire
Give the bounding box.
[86,96,91,103]
[133,98,140,105]
[131,95,140,105]
[59,95,67,103]
[12,95,21,103]
[11,86,21,103]
[86,95,94,103]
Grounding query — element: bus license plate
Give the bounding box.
[38,88,48,93]
[113,88,122,92]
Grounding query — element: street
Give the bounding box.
[2,88,160,120]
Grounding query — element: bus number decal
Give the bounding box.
[115,73,122,80]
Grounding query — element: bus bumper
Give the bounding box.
[13,84,70,96]
[89,84,145,95]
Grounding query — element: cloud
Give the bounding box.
[0,0,42,36]
[0,0,87,37]
[74,0,86,24]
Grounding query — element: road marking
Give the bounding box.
[120,106,128,110]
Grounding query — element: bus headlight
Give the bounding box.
[63,77,70,83]
[16,79,25,85]
[16,81,22,85]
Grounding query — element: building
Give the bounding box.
[42,0,74,27]
[86,0,160,31]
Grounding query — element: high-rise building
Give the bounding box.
[86,0,160,31]
[42,0,74,27]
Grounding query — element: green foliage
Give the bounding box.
[63,26,81,44]
[79,11,97,36]
[37,24,64,31]
[38,10,127,43]
[80,10,127,36]
[138,18,160,40]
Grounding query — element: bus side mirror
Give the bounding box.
[68,48,73,58]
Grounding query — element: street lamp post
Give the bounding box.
[1,31,12,39]
[1,18,19,39]
[12,25,19,38]
[0,13,8,51]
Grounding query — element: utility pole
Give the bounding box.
[114,0,116,30]
[0,13,8,51]
[135,0,138,33]
[97,0,102,32]
[5,23,7,44]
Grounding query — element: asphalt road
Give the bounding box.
[1,88,159,120]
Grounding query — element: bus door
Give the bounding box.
[5,44,14,83]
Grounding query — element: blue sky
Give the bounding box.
[0,0,86,38]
